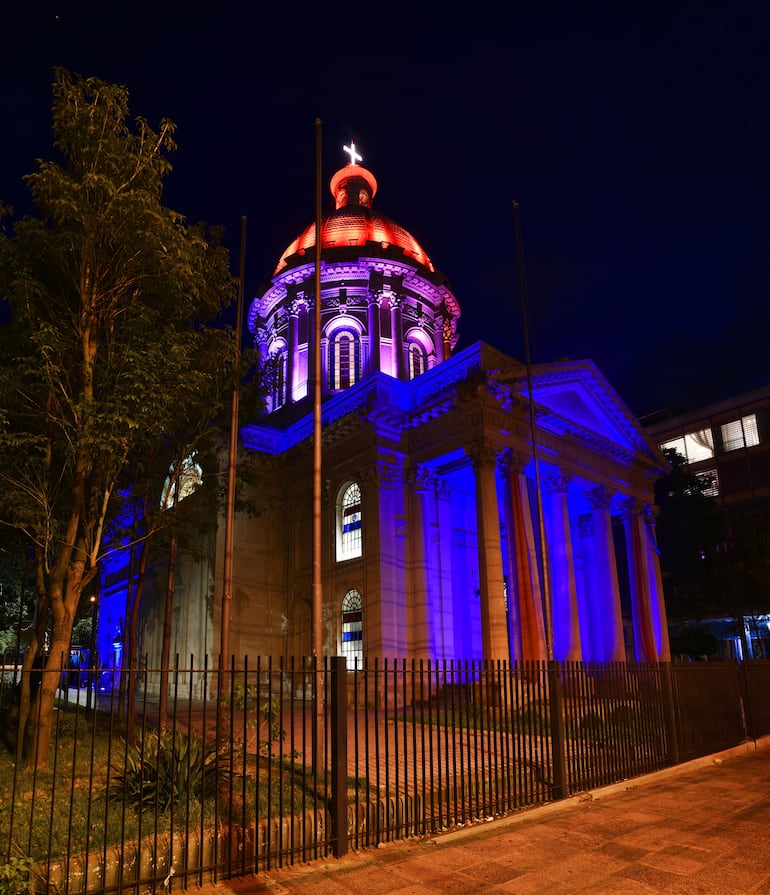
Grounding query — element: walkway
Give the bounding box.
[198,738,770,894]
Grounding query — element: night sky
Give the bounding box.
[2,3,768,418]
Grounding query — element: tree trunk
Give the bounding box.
[159,532,177,731]
[126,540,149,744]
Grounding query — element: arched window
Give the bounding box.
[337,482,363,561]
[328,328,361,390]
[408,341,427,379]
[160,454,203,509]
[340,589,363,666]
[265,347,287,410]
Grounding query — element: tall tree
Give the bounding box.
[0,69,235,767]
[655,449,725,623]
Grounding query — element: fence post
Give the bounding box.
[739,661,756,743]
[547,661,568,800]
[330,656,348,858]
[662,663,680,766]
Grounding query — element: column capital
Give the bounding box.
[543,468,572,494]
[620,496,646,521]
[586,484,614,511]
[408,464,438,492]
[466,441,503,471]
[496,446,529,477]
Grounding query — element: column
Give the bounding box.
[643,504,671,661]
[367,293,381,374]
[468,443,509,661]
[584,486,625,661]
[390,296,407,381]
[499,450,547,661]
[622,499,660,662]
[543,469,582,661]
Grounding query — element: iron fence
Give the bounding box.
[1,656,768,894]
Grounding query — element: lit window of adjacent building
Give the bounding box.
[660,427,714,463]
[340,589,363,666]
[720,414,759,452]
[337,482,363,561]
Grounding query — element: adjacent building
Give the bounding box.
[644,384,770,658]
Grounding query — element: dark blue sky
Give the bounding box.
[2,2,768,418]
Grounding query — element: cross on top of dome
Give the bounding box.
[343,141,363,166]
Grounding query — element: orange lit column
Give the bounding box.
[622,499,661,662]
[469,444,509,662]
[390,296,407,380]
[543,469,582,661]
[367,293,381,374]
[583,487,625,661]
[499,450,547,661]
[642,503,671,661]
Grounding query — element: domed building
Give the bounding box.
[208,144,672,666]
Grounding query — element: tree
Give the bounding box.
[0,69,236,768]
[654,449,725,623]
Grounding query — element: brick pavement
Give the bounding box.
[195,737,770,894]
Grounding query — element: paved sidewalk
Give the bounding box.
[199,739,770,894]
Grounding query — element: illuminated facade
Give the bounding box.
[96,148,670,671]
[212,149,671,664]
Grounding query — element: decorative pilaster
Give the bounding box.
[367,293,382,374]
[287,301,300,403]
[409,465,436,658]
[467,443,509,661]
[543,469,582,661]
[390,296,407,381]
[433,317,445,364]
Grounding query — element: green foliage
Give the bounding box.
[0,856,34,895]
[108,725,229,815]
[0,68,241,765]
[655,449,726,621]
[222,684,286,753]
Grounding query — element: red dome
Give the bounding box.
[274,163,435,275]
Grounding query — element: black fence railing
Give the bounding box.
[1,656,768,894]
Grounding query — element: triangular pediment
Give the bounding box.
[490,357,657,461]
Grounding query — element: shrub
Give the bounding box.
[0,856,33,895]
[109,725,229,814]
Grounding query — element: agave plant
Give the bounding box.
[109,725,229,814]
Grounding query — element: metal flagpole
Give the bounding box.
[512,201,554,662]
[312,119,324,772]
[220,215,247,692]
